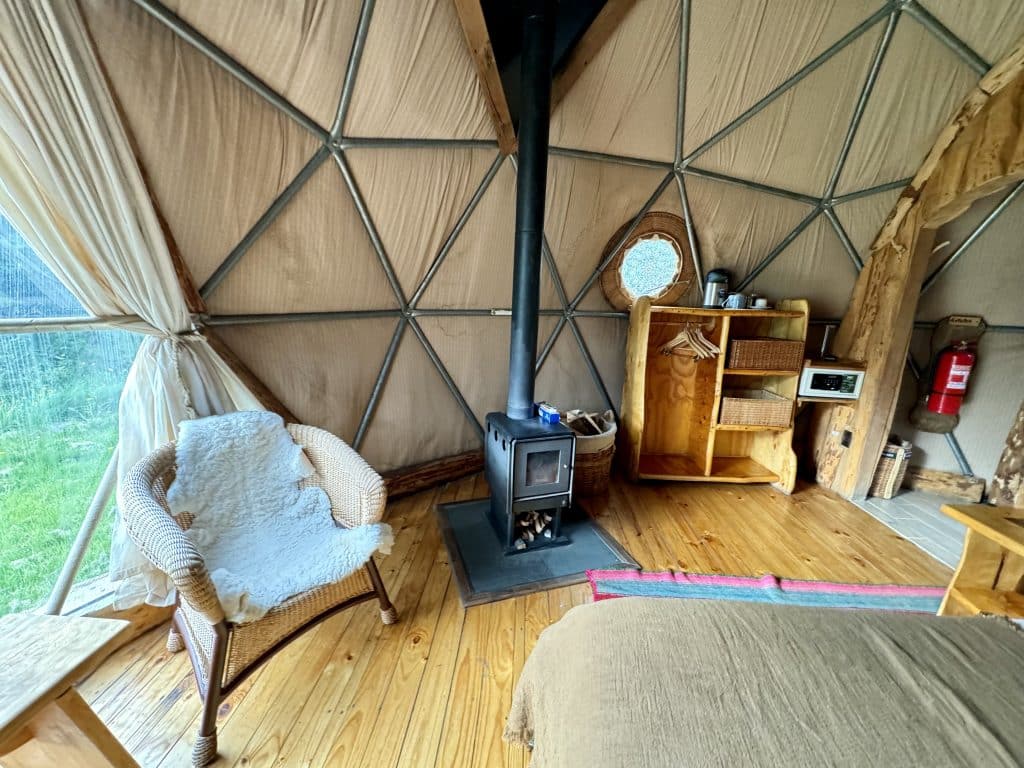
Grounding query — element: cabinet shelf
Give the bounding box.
[621,298,808,492]
[637,454,780,483]
[723,368,800,377]
[638,453,705,481]
[714,423,790,432]
[709,456,779,483]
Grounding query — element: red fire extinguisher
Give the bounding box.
[926,342,976,415]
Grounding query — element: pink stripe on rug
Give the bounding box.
[775,579,945,597]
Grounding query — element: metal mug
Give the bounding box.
[724,292,748,309]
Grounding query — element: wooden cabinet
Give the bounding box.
[620,298,809,493]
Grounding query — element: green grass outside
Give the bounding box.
[0,331,139,615]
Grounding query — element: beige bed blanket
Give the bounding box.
[505,598,1024,767]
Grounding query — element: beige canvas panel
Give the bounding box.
[207,160,398,314]
[549,0,678,163]
[836,18,977,195]
[164,0,361,129]
[535,317,607,415]
[919,192,1024,327]
[893,330,1023,479]
[921,0,1024,64]
[419,316,510,423]
[686,174,814,286]
[748,214,857,319]
[575,317,630,411]
[695,29,880,197]
[418,156,517,309]
[346,147,501,300]
[215,318,398,444]
[357,324,480,470]
[684,0,881,155]
[344,0,493,139]
[544,155,668,310]
[80,0,318,289]
[833,188,902,262]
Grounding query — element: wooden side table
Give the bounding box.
[0,613,138,767]
[938,503,1024,618]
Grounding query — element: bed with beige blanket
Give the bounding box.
[505,598,1024,767]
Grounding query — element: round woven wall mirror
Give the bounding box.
[599,211,694,310]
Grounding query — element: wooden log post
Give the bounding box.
[990,400,1024,507]
[903,466,987,503]
[813,38,1024,499]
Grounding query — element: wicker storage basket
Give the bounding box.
[574,443,615,496]
[728,337,804,371]
[869,437,913,499]
[719,389,793,427]
[564,409,616,496]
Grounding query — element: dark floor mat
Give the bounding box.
[436,498,637,606]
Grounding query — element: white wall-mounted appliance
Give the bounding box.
[798,362,865,400]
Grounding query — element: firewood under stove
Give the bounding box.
[512,510,555,549]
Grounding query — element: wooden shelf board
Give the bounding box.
[714,423,790,432]
[797,395,859,405]
[637,454,779,484]
[723,368,801,376]
[638,453,706,481]
[650,307,804,319]
[709,456,779,483]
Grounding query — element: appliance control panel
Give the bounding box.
[798,364,865,400]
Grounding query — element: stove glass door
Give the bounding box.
[513,438,573,497]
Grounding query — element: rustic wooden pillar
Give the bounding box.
[990,400,1024,507]
[813,39,1024,498]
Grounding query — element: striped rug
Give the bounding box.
[587,569,946,613]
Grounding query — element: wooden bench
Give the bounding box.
[0,613,138,767]
[938,503,1024,618]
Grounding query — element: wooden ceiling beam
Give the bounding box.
[454,0,517,154]
[551,0,638,110]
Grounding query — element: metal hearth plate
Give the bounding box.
[435,498,638,607]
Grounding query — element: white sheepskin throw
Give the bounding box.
[166,411,392,623]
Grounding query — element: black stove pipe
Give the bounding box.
[506,0,556,421]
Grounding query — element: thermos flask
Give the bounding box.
[702,269,730,308]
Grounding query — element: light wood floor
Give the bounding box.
[79,476,950,767]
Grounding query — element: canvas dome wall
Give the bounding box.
[79,0,1024,471]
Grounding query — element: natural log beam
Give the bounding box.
[903,466,987,503]
[813,37,1024,499]
[382,449,483,499]
[990,400,1024,507]
[454,0,517,154]
[551,0,639,110]
[199,328,298,423]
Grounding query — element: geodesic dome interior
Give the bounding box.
[77,0,1024,472]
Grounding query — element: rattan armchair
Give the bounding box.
[118,424,397,767]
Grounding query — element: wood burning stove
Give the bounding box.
[433,0,638,605]
[485,413,574,553]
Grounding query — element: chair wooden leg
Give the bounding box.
[193,623,228,767]
[366,559,398,625]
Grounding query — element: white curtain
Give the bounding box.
[0,0,264,606]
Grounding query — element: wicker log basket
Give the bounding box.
[869,437,913,499]
[564,409,616,496]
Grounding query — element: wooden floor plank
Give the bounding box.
[78,477,950,767]
[264,491,437,768]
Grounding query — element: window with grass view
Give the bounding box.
[0,213,140,615]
